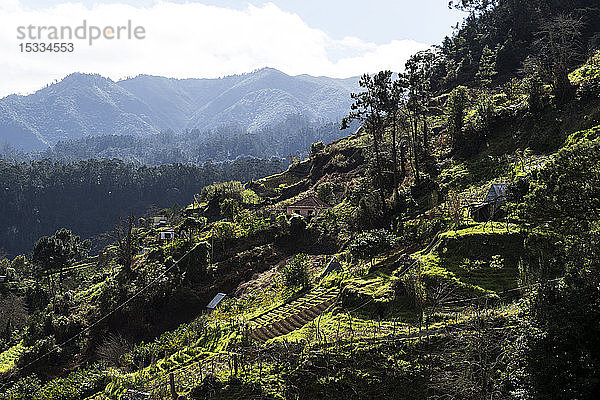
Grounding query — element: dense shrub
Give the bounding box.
[396,218,445,246]
[310,141,325,155]
[349,229,398,265]
[455,92,496,157]
[281,254,310,290]
[446,86,470,142]
[316,182,336,204]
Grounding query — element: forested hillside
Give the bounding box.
[23,117,346,165]
[0,157,284,256]
[441,0,600,87]
[0,1,599,399]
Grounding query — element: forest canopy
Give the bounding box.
[0,157,284,255]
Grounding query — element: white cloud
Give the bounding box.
[0,1,430,97]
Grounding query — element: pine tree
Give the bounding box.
[476,45,497,88]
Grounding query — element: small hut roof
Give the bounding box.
[288,195,330,208]
[484,183,507,203]
[320,256,342,278]
[207,293,227,309]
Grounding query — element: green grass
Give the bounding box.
[418,224,522,293]
[0,343,25,374]
[343,270,395,302]
[440,222,519,239]
[569,51,600,83]
[563,124,600,147]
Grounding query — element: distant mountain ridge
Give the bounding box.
[0,68,359,151]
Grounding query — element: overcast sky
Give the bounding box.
[0,0,466,97]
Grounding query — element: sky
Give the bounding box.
[0,0,467,97]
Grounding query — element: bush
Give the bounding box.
[281,254,310,290]
[96,333,131,367]
[446,85,469,140]
[219,198,240,221]
[348,229,398,265]
[455,92,495,157]
[396,218,444,245]
[523,138,600,233]
[310,141,325,155]
[315,182,335,204]
[180,241,210,284]
[241,189,260,205]
[521,58,546,112]
[0,375,42,400]
[211,221,243,248]
[200,181,244,203]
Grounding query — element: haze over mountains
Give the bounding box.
[0,68,360,152]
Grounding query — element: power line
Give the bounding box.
[0,241,201,391]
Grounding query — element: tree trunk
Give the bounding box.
[400,140,407,177]
[422,116,428,151]
[391,113,400,198]
[370,120,387,207]
[169,372,177,399]
[554,66,573,104]
[411,114,421,183]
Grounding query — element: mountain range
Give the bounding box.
[0,68,359,151]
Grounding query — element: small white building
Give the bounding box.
[159,229,175,242]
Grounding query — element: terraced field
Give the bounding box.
[249,286,340,341]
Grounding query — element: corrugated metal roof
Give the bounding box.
[207,292,227,309]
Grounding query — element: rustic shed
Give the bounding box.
[469,183,508,222]
[484,183,507,204]
[286,195,331,217]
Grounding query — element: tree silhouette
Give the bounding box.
[405,50,441,182]
[31,229,90,297]
[342,72,394,205]
[535,14,584,103]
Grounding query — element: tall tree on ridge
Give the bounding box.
[342,72,393,205]
[535,14,584,103]
[388,75,410,193]
[476,45,498,88]
[405,50,440,182]
[115,214,138,274]
[31,229,90,299]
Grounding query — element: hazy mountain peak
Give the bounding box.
[0,68,359,151]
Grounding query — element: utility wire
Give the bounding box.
[0,223,567,392]
[0,241,201,391]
